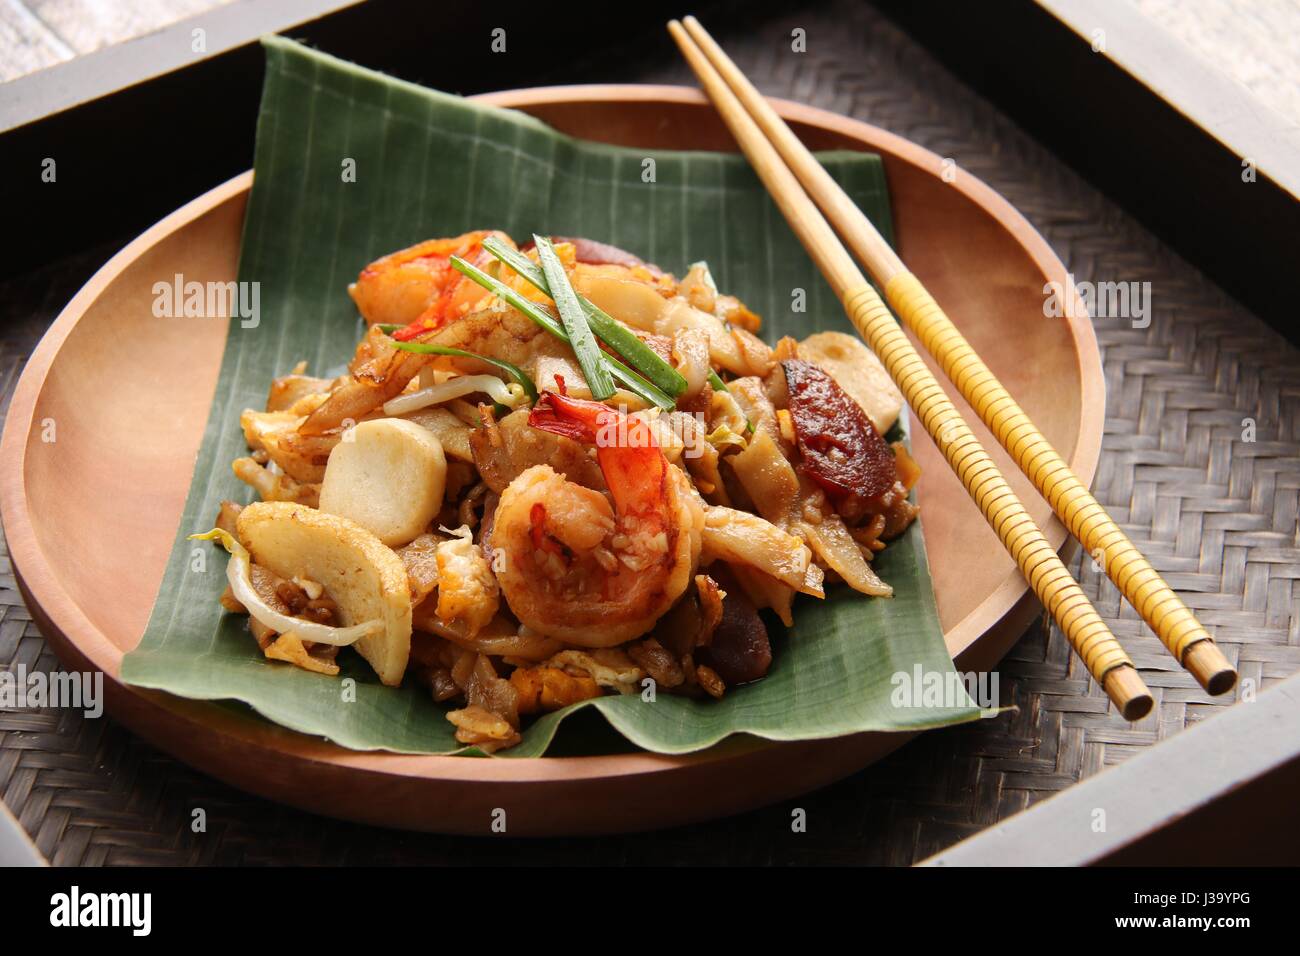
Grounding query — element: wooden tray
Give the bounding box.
[0,86,1102,835]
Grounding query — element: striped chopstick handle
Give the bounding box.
[843,284,1136,684]
[884,271,1222,674]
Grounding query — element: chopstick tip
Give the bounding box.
[1183,639,1237,696]
[1104,665,1153,722]
[1121,693,1154,723]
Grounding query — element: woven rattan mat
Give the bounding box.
[3,1,1298,865]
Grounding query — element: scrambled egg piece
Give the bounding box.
[435,526,499,637]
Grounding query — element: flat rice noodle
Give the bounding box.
[684,438,731,506]
[299,326,430,435]
[727,562,797,628]
[529,352,649,409]
[397,532,444,605]
[727,427,799,525]
[702,506,823,597]
[418,612,562,661]
[398,405,475,462]
[267,373,337,412]
[241,408,343,483]
[730,327,776,378]
[469,407,605,495]
[433,304,570,367]
[727,376,779,437]
[797,503,893,598]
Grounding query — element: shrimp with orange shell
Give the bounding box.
[489,391,705,646]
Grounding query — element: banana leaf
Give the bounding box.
[121,37,984,756]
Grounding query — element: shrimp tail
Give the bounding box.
[528,391,599,443]
[529,391,665,520]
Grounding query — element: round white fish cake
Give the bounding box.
[236,501,412,686]
[319,418,446,547]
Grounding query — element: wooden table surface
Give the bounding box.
[4,0,1297,126]
[1133,0,1300,127]
[0,1,230,81]
[1,0,1298,865]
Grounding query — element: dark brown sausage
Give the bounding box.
[782,358,897,522]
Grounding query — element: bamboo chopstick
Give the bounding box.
[668,19,1155,720]
[676,16,1236,697]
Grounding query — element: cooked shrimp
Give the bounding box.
[347,230,507,329]
[302,232,513,435]
[489,392,704,646]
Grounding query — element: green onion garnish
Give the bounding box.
[532,235,615,401]
[447,256,676,410]
[482,237,688,398]
[603,354,678,411]
[376,328,539,404]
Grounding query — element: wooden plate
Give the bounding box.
[0,86,1101,835]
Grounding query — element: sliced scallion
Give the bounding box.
[533,234,615,401]
[603,354,677,411]
[482,236,688,397]
[447,256,676,410]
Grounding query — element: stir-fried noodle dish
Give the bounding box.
[199,231,920,751]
